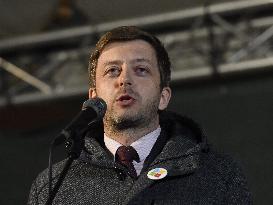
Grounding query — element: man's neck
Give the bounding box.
[104,117,159,146]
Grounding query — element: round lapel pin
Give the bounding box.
[147,168,168,180]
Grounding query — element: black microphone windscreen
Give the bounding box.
[82,97,107,120]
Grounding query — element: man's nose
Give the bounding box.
[119,68,132,87]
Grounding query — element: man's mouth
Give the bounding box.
[116,94,135,106]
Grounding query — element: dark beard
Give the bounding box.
[103,88,161,134]
[104,101,159,133]
[111,116,144,130]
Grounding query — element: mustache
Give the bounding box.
[115,87,139,100]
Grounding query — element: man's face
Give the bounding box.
[89,40,171,130]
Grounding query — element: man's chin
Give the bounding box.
[113,110,138,120]
[110,113,142,130]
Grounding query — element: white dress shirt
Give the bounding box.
[104,127,161,175]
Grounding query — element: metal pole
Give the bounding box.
[0,0,272,53]
[0,57,52,94]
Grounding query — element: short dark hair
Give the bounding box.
[88,26,171,89]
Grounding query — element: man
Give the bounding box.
[28,26,252,204]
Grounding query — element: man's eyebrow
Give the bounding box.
[102,60,123,67]
[102,58,152,66]
[132,58,152,64]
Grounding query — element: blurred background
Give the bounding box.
[0,0,272,204]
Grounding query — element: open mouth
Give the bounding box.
[118,95,133,101]
[116,94,135,106]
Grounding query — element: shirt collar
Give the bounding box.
[104,127,161,162]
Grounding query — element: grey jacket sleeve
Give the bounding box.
[27,180,38,205]
[223,157,253,204]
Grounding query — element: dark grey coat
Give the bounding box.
[28,111,252,205]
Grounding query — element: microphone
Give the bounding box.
[47,98,106,203]
[53,97,107,146]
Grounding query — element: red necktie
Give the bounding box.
[115,146,140,179]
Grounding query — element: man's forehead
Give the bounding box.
[97,40,157,64]
[99,39,155,54]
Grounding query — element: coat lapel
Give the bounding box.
[123,136,201,204]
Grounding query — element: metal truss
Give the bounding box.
[0,0,273,106]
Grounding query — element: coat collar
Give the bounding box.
[80,111,209,205]
[80,111,209,171]
[145,111,208,167]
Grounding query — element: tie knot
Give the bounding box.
[115,146,140,163]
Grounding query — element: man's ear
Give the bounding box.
[88,88,97,98]
[158,87,172,110]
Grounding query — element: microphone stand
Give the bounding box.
[43,98,106,204]
[45,128,87,205]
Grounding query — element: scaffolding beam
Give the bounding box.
[0,0,273,53]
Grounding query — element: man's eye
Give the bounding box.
[135,67,149,76]
[105,67,120,77]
